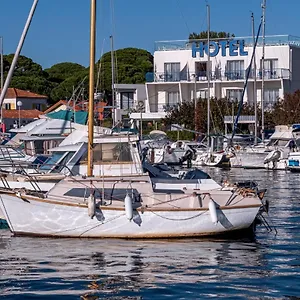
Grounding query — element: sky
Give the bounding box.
[0,0,297,69]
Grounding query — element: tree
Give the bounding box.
[45,62,86,84]
[189,31,235,41]
[163,97,255,136]
[97,48,153,92]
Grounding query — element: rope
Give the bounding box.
[148,208,208,221]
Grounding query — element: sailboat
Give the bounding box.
[0,0,269,238]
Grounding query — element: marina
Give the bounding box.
[0,0,300,298]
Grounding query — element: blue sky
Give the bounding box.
[0,0,297,69]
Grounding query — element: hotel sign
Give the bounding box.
[192,39,248,58]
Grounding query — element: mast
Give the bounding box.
[110,35,116,126]
[87,0,96,177]
[0,0,39,109]
[207,4,211,139]
[261,0,266,143]
[252,13,258,145]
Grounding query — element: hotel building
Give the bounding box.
[129,35,300,122]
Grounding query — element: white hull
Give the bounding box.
[0,193,260,238]
[230,151,267,169]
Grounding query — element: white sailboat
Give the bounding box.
[0,0,268,238]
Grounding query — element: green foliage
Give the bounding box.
[45,62,86,84]
[189,31,235,40]
[163,98,255,135]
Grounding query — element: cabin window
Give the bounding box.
[226,60,245,80]
[81,142,132,163]
[24,141,35,156]
[120,92,134,110]
[40,152,65,171]
[4,103,11,110]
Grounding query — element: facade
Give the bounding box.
[143,35,300,120]
[0,88,48,130]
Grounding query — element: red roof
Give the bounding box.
[44,99,108,114]
[2,109,42,119]
[0,88,48,99]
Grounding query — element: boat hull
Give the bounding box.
[0,193,261,238]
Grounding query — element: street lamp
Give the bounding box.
[17,100,22,128]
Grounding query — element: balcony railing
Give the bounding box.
[146,68,290,83]
[155,35,300,51]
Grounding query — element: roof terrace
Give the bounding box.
[154,35,300,51]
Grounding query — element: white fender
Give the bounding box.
[124,193,133,221]
[208,199,218,224]
[88,194,96,219]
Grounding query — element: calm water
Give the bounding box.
[1,168,300,299]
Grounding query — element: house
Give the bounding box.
[0,88,48,130]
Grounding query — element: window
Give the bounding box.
[82,143,132,163]
[164,63,180,82]
[261,59,278,79]
[5,103,11,110]
[167,91,180,107]
[264,89,279,109]
[120,92,134,110]
[32,103,42,110]
[199,90,208,99]
[226,89,243,101]
[226,60,245,80]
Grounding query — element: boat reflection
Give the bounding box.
[0,232,269,298]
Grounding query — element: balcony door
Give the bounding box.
[164,63,180,82]
[226,60,245,80]
[261,59,278,79]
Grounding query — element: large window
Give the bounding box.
[120,92,134,110]
[226,60,245,80]
[264,89,279,109]
[164,63,180,82]
[82,143,132,163]
[167,91,180,107]
[261,59,278,79]
[226,89,243,101]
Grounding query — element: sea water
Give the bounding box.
[0,168,300,299]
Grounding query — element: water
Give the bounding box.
[1,168,300,299]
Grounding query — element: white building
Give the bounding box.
[135,35,300,121]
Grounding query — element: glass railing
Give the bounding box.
[146,68,290,83]
[155,35,300,51]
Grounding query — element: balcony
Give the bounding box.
[146,68,290,83]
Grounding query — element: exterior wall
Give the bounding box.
[291,46,300,92]
[2,97,47,111]
[114,84,147,115]
[18,98,48,110]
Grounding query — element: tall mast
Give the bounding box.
[207,4,211,139]
[252,13,258,145]
[261,0,266,143]
[0,0,39,109]
[87,0,96,177]
[110,35,116,126]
